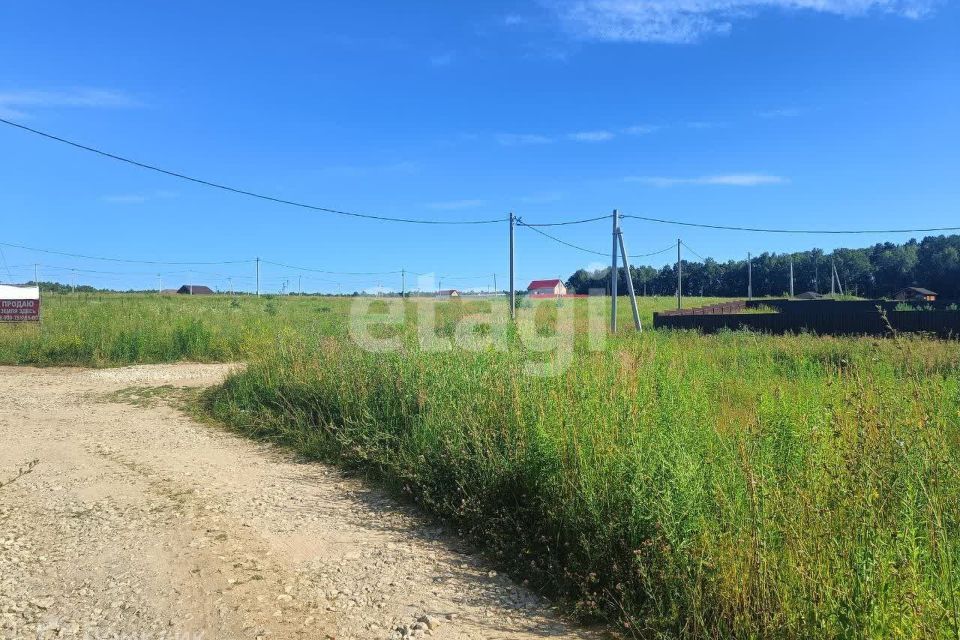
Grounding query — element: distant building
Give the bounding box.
[176,285,215,295]
[436,289,460,298]
[527,279,567,296]
[794,291,825,300]
[893,287,937,302]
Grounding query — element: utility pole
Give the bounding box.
[509,212,516,320]
[157,274,162,294]
[401,269,406,298]
[228,277,233,296]
[71,269,76,294]
[255,257,260,297]
[676,238,682,310]
[189,270,193,296]
[789,255,794,298]
[747,253,753,299]
[34,264,38,286]
[830,259,836,296]
[833,260,844,296]
[298,275,302,297]
[616,211,642,331]
[610,209,619,332]
[493,273,497,294]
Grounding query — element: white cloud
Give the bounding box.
[429,52,456,67]
[0,88,141,118]
[426,199,486,210]
[101,190,177,204]
[568,130,615,142]
[318,161,419,178]
[686,120,726,129]
[496,133,554,146]
[504,14,527,25]
[548,0,939,44]
[758,106,804,118]
[627,173,787,186]
[520,191,565,204]
[623,124,660,134]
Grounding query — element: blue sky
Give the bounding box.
[0,0,957,293]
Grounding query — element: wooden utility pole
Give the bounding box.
[610,209,619,332]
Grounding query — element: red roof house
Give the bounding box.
[527,279,567,296]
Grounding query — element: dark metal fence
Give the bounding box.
[653,299,960,338]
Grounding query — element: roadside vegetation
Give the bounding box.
[2,293,959,638]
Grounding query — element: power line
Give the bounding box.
[520,214,609,227]
[0,117,507,226]
[0,240,253,266]
[622,213,960,235]
[259,259,401,276]
[518,221,674,259]
[680,241,705,261]
[0,246,12,278]
[517,221,608,256]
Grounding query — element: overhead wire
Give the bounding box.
[0,117,507,226]
[518,219,675,259]
[680,241,706,261]
[622,213,960,235]
[0,240,253,266]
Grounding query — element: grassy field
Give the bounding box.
[2,293,959,638]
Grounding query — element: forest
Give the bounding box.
[566,234,960,299]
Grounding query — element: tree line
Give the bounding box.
[566,234,960,299]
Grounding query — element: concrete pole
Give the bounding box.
[256,257,260,297]
[617,227,642,331]
[831,259,835,296]
[610,209,619,332]
[509,213,516,320]
[677,239,682,310]
[748,253,753,299]
[789,256,794,298]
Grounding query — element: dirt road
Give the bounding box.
[0,365,600,640]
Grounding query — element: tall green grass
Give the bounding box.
[0,293,348,366]
[3,293,958,637]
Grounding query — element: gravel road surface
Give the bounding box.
[0,364,602,640]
